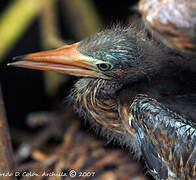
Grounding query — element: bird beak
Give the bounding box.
[9,43,108,79]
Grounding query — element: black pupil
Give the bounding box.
[99,63,109,70]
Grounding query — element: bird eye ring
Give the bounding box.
[97,63,112,71]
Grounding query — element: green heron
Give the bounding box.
[9,26,196,179]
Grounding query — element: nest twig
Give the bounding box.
[14,107,149,180]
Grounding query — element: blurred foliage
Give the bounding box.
[0,0,48,60]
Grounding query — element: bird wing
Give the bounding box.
[130,95,196,180]
[136,128,168,180]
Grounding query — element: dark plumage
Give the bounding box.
[10,26,196,179]
[133,95,196,179]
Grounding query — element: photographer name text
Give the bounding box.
[0,170,95,178]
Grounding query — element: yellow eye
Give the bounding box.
[97,63,112,71]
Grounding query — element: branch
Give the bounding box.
[0,84,15,179]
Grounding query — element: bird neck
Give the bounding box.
[71,78,126,134]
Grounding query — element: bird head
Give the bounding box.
[9,27,149,82]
